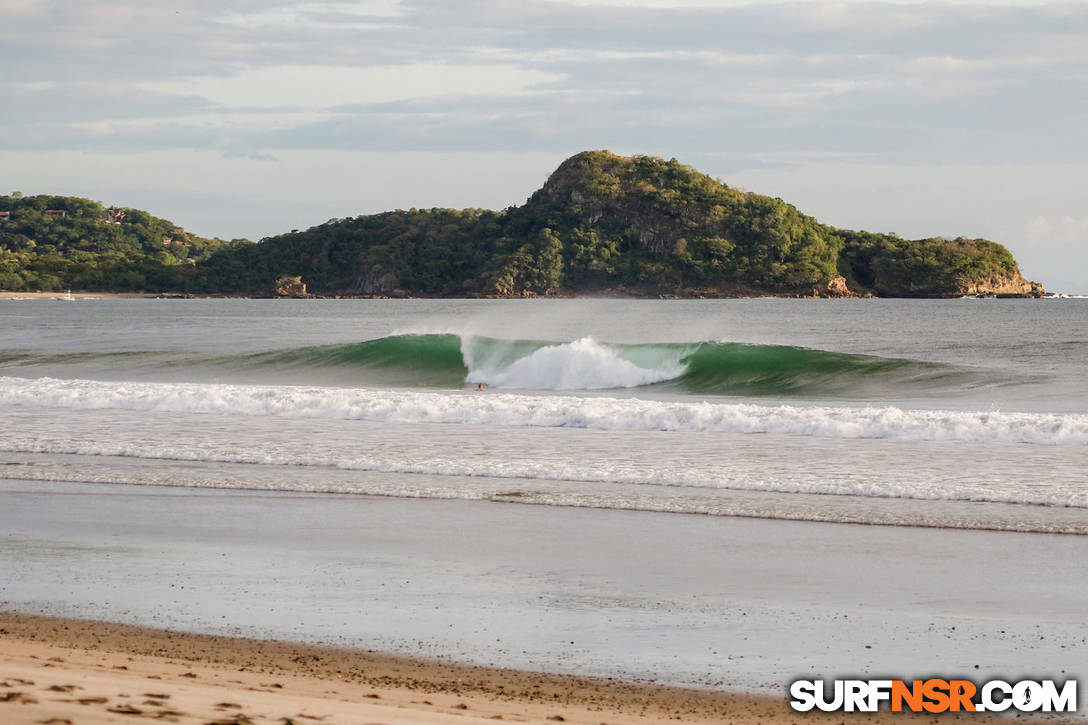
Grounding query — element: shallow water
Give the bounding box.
[3,481,1086,695]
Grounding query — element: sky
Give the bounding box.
[1,0,1086,291]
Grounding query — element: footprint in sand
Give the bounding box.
[45,684,81,693]
[0,691,38,704]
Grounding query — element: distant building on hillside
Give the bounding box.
[0,211,10,222]
[45,209,67,219]
[105,208,126,224]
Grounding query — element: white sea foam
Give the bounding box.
[6,434,1087,511]
[463,336,686,389]
[5,453,1088,531]
[2,375,1088,445]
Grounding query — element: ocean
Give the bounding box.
[3,297,1088,695]
[1,297,1086,533]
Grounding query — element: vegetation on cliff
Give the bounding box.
[0,152,1043,297]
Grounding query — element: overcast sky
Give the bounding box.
[2,0,1086,290]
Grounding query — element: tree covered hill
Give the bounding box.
[1,152,1044,297]
[0,193,235,292]
[191,151,1042,298]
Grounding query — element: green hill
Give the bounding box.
[1,152,1044,297]
[0,193,235,292]
[189,151,1043,298]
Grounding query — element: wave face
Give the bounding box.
[237,333,967,396]
[3,376,1086,445]
[244,333,470,387]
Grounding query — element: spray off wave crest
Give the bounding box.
[463,336,686,390]
[243,333,967,396]
[2,376,1086,446]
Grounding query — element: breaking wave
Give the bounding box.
[1,376,1085,445]
[237,333,969,396]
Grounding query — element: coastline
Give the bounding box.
[0,612,1013,724]
[0,291,164,300]
[0,289,1060,300]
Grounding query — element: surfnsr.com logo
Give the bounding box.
[789,678,1077,713]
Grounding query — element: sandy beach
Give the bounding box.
[2,612,1031,725]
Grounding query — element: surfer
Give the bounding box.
[475,383,484,391]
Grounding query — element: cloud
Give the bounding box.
[1024,215,1088,248]
[1016,216,1088,291]
[2,0,1084,166]
[222,150,280,161]
[559,0,1066,5]
[216,1,406,28]
[137,63,565,109]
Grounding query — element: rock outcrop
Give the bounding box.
[273,275,308,297]
[959,272,1045,298]
[812,277,857,298]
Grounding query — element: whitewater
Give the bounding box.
[2,296,1086,533]
[3,376,1087,445]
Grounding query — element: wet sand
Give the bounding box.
[1,612,1024,724]
[5,480,1088,694]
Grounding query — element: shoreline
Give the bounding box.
[0,612,1012,724]
[5,482,1087,705]
[0,290,1062,300]
[0,291,164,299]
